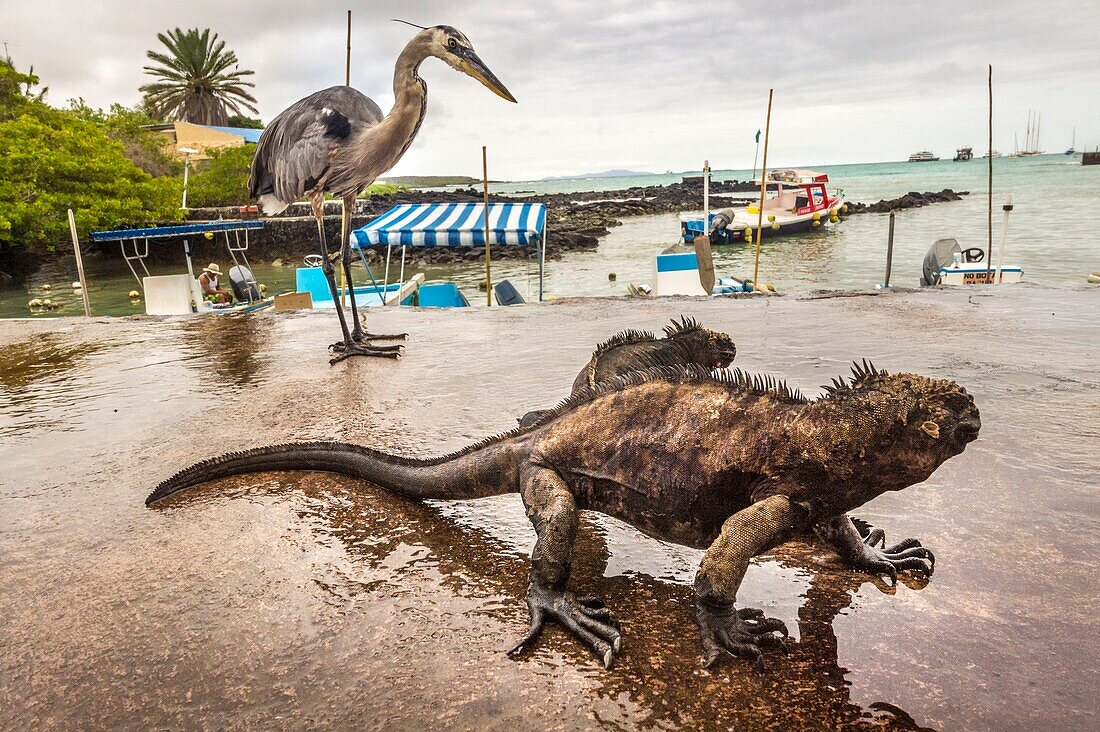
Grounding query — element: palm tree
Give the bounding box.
[140,28,258,126]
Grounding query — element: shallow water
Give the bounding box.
[4,154,1096,318]
[1,286,1097,729]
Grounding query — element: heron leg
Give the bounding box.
[331,195,408,351]
[315,211,353,346]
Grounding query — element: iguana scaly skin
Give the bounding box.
[148,360,979,670]
[518,316,737,427]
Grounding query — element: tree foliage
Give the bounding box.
[140,28,258,125]
[226,113,264,129]
[187,145,255,208]
[0,59,182,250]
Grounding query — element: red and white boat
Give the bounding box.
[681,169,846,244]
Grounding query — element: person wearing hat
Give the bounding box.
[198,263,232,304]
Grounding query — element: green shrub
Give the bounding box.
[186,145,255,208]
[0,61,182,250]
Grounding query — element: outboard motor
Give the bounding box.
[921,238,962,286]
[494,279,525,306]
[228,265,261,302]
[708,208,736,234]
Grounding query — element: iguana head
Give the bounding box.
[664,316,737,368]
[809,361,980,499]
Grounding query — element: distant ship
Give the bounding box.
[982,150,1002,158]
[953,147,973,162]
[908,151,939,162]
[1065,127,1076,156]
[1010,110,1043,157]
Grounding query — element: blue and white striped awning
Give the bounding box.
[351,202,546,248]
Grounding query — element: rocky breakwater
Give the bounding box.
[176,179,755,266]
[846,189,968,214]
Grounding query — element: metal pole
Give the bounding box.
[752,89,774,291]
[483,145,491,306]
[67,209,92,317]
[181,155,189,209]
[884,211,895,287]
[538,228,545,302]
[987,64,993,270]
[703,159,710,230]
[345,10,352,86]
[995,196,1012,283]
[752,136,760,181]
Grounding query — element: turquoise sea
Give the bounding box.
[2,154,1096,318]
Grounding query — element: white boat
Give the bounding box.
[680,169,845,245]
[922,242,1023,285]
[908,151,940,162]
[89,220,274,315]
[628,247,768,297]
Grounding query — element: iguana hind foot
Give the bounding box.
[508,577,622,669]
[696,603,789,672]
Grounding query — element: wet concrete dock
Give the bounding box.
[1,285,1097,730]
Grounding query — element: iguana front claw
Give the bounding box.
[696,603,789,672]
[508,578,622,669]
[851,517,935,581]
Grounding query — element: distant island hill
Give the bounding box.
[380,170,654,188]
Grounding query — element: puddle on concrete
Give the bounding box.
[1,285,1097,730]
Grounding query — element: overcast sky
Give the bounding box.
[6,1,1098,179]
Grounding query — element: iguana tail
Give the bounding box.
[147,440,525,506]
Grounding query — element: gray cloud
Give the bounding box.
[5,0,1098,179]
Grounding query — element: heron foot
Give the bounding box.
[696,603,789,672]
[507,579,622,669]
[363,331,409,341]
[329,342,402,364]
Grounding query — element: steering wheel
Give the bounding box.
[961,247,985,263]
[303,254,324,268]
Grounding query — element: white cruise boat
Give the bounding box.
[907,151,940,162]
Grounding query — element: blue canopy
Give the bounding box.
[90,220,264,242]
[351,202,546,248]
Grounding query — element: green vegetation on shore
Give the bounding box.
[0,59,182,253]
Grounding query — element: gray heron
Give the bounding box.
[248,23,516,363]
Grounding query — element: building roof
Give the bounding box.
[202,125,264,143]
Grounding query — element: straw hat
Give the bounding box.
[203,263,223,276]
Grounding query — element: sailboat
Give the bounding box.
[1065,127,1076,156]
[1012,110,1043,157]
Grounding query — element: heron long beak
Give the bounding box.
[457,48,516,103]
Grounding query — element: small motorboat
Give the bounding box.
[920,197,1023,286]
[680,169,845,245]
[908,151,940,162]
[920,239,1022,285]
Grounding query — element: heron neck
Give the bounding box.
[373,42,429,168]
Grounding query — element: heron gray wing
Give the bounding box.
[249,86,385,204]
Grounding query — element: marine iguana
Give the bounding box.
[147,360,979,670]
[518,316,737,427]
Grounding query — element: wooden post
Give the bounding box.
[752,89,774,292]
[483,145,492,306]
[67,209,92,317]
[696,160,715,294]
[345,10,352,87]
[884,211,895,287]
[986,64,993,270]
